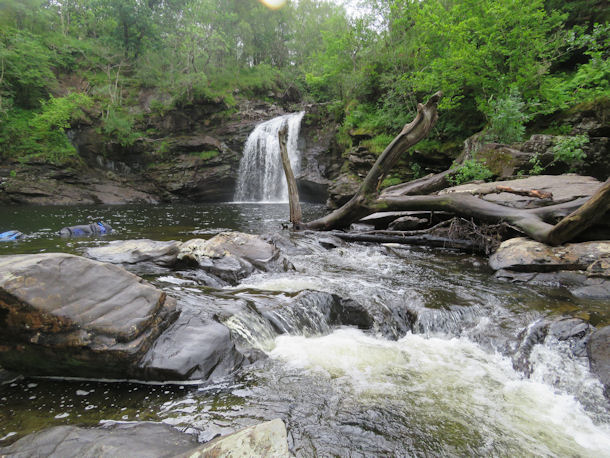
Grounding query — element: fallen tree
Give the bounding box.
[280,91,610,246]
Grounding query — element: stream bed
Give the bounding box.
[1,203,609,456]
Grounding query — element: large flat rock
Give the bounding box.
[0,253,178,379]
[439,175,601,208]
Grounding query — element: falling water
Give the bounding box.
[234,112,305,202]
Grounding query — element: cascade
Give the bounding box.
[234,111,305,202]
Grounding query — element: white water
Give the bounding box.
[234,112,305,202]
[270,329,610,457]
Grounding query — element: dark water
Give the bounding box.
[0,203,326,255]
[1,203,610,456]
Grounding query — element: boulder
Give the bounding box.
[440,175,601,208]
[178,419,290,458]
[0,423,199,457]
[489,238,610,272]
[85,239,182,267]
[0,253,178,379]
[491,238,610,299]
[178,232,293,284]
[138,303,244,381]
[587,326,610,397]
[474,143,532,178]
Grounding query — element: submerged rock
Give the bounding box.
[248,290,374,336]
[178,232,293,284]
[0,253,178,379]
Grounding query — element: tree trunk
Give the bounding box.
[278,124,302,228]
[284,91,607,247]
[303,91,443,230]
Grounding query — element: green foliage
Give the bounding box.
[450,159,494,185]
[0,93,92,164]
[551,135,588,168]
[0,0,609,177]
[101,109,141,147]
[527,154,545,175]
[361,133,394,155]
[410,162,423,179]
[484,88,531,144]
[0,27,56,108]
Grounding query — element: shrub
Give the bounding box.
[484,87,531,144]
[450,159,494,185]
[551,135,588,169]
[361,133,394,155]
[101,109,142,147]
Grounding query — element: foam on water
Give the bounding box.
[270,328,610,457]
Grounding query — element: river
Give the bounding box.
[1,203,609,456]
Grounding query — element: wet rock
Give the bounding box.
[138,303,244,381]
[440,175,601,209]
[587,326,610,396]
[262,231,346,256]
[512,317,592,375]
[297,176,330,203]
[571,277,610,299]
[548,317,591,341]
[494,268,610,299]
[177,419,290,458]
[85,239,182,267]
[0,253,178,380]
[0,422,199,458]
[489,238,610,272]
[178,232,293,284]
[250,291,373,336]
[512,320,549,375]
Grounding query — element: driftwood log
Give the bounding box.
[281,91,609,246]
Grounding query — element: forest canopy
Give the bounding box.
[0,0,608,163]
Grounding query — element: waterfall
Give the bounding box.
[234,111,305,202]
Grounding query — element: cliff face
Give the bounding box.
[0,96,341,205]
